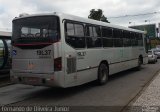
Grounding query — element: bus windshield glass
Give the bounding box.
[12,16,60,47]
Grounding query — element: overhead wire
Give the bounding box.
[108,11,160,19]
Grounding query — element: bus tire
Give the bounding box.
[136,57,142,70]
[97,63,109,85]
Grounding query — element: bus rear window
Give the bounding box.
[12,16,60,49]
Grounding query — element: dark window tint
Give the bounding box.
[138,34,143,46]
[93,27,101,37]
[12,16,60,45]
[86,25,102,48]
[65,22,85,48]
[86,26,93,37]
[130,32,136,46]
[113,29,123,47]
[123,31,131,47]
[102,27,113,47]
[135,33,139,46]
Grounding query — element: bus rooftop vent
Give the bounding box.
[19,13,29,17]
[53,12,57,14]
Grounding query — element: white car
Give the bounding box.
[154,48,160,58]
[148,50,157,63]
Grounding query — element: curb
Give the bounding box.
[121,68,160,112]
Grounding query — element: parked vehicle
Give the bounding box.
[0,31,11,70]
[148,50,157,63]
[156,45,160,49]
[154,48,160,58]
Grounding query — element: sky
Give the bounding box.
[0,0,160,31]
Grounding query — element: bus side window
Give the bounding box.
[102,27,113,47]
[138,34,143,46]
[65,22,85,48]
[130,32,136,47]
[135,33,139,46]
[66,23,74,36]
[86,25,102,48]
[93,26,102,47]
[86,26,93,48]
[113,29,123,47]
[123,31,129,47]
[74,24,85,48]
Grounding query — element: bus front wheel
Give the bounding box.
[97,63,109,85]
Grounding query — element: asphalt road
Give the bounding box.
[0,61,160,112]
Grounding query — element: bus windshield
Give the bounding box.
[12,16,60,48]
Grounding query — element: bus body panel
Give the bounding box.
[76,49,101,85]
[12,45,54,73]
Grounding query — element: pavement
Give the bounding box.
[0,63,160,112]
[123,72,160,112]
[0,74,11,87]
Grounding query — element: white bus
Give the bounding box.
[11,12,148,87]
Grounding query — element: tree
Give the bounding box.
[88,9,109,23]
[100,15,109,23]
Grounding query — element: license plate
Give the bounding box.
[27,77,39,82]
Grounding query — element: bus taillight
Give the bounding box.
[54,57,62,71]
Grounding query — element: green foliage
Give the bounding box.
[88,9,109,23]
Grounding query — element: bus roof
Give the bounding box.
[0,31,11,39]
[13,12,145,34]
